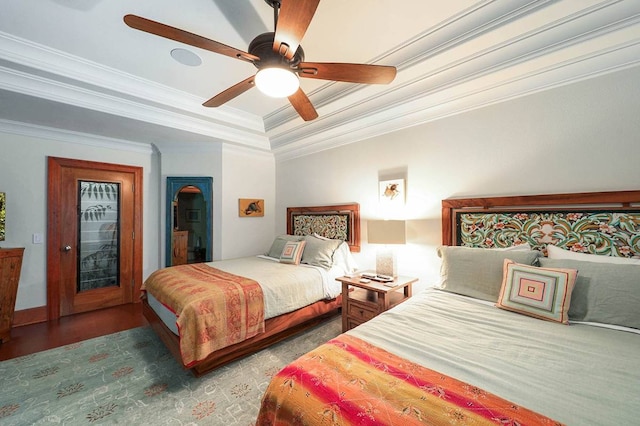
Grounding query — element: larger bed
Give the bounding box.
[256,191,640,425]
[142,203,360,376]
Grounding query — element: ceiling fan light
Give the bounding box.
[255,67,299,98]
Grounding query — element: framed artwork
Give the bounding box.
[379,179,405,205]
[0,192,5,241]
[186,209,200,223]
[239,199,264,217]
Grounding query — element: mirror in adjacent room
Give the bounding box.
[166,177,213,267]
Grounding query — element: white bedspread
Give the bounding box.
[349,288,640,425]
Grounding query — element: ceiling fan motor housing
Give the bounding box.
[248,32,304,70]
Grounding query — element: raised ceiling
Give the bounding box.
[1,0,639,160]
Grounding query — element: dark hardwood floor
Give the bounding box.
[0,303,148,361]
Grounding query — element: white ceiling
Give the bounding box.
[1,0,639,159]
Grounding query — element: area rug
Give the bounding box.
[0,316,341,425]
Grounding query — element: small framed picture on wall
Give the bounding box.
[186,209,201,223]
[379,179,405,205]
[239,199,264,217]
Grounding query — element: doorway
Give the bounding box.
[165,177,212,267]
[47,157,143,319]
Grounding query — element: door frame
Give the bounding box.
[47,157,143,320]
[165,176,213,267]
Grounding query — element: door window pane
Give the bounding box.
[78,181,120,292]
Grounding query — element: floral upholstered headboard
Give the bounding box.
[442,191,640,258]
[287,203,360,252]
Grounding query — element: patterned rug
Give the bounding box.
[0,316,341,425]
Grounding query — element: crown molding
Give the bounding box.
[0,118,154,153]
[264,0,557,130]
[0,31,270,150]
[270,0,640,160]
[273,37,640,161]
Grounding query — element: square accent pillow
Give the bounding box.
[265,235,303,258]
[279,241,306,265]
[496,259,577,324]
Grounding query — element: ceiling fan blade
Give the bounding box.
[124,14,259,62]
[273,0,320,60]
[202,76,255,107]
[298,62,397,84]
[288,89,318,121]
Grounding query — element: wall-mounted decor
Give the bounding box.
[186,209,201,223]
[379,178,405,205]
[239,199,264,217]
[0,192,5,241]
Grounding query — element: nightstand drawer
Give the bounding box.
[347,318,365,330]
[347,299,377,322]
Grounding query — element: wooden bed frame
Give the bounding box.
[442,190,640,256]
[143,203,360,377]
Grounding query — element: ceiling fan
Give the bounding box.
[124,0,397,121]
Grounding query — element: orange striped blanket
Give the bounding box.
[257,334,563,426]
[143,264,264,367]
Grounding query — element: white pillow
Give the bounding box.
[547,244,640,265]
[332,241,359,275]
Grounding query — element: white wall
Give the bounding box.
[157,143,276,261]
[220,145,276,259]
[0,128,160,310]
[157,143,223,263]
[275,67,640,292]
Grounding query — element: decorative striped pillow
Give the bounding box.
[497,259,577,324]
[279,241,306,265]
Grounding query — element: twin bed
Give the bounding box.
[256,191,640,425]
[143,192,639,424]
[142,203,360,376]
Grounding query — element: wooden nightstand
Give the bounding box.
[338,274,417,332]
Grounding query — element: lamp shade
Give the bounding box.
[255,67,300,98]
[368,220,406,244]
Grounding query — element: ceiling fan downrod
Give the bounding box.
[265,0,281,30]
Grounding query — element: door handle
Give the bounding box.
[63,245,72,252]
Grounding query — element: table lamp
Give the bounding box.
[368,220,406,277]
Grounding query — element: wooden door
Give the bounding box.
[48,158,143,318]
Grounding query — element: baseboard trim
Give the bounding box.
[13,306,47,327]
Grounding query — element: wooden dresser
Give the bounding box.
[172,230,188,265]
[0,247,24,343]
